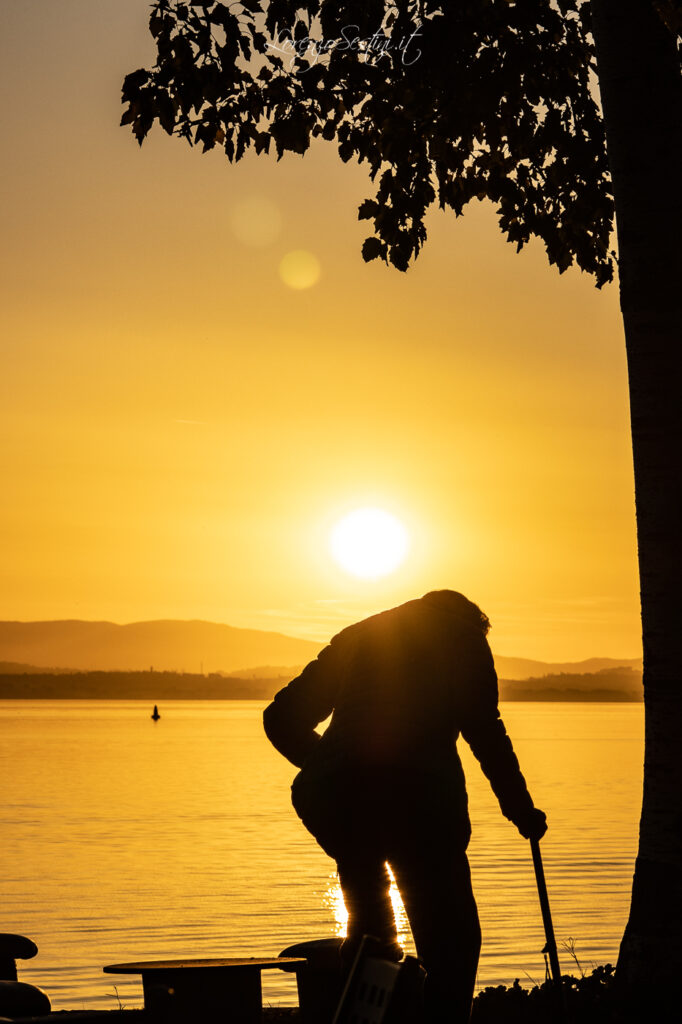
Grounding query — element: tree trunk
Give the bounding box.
[590,0,682,1004]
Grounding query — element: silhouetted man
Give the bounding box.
[264,590,547,1023]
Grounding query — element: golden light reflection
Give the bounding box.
[279,249,321,289]
[387,866,411,942]
[324,874,348,938]
[324,868,411,945]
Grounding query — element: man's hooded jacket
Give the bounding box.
[264,590,538,857]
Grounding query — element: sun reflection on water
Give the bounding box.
[387,867,411,943]
[324,874,348,938]
[323,867,412,947]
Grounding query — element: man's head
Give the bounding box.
[420,590,491,635]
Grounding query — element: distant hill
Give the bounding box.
[0,620,323,674]
[0,619,643,702]
[493,654,642,680]
[0,620,642,680]
[0,661,77,674]
[499,666,643,701]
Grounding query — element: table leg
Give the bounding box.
[141,966,263,1023]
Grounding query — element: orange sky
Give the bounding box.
[0,1,641,660]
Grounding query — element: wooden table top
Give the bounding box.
[103,957,306,974]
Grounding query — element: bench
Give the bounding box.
[0,933,51,1019]
[103,956,306,1023]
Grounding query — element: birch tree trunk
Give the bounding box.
[590,0,682,1003]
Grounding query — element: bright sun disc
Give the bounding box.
[330,508,410,579]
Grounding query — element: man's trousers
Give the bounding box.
[336,840,481,1024]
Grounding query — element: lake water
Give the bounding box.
[0,700,643,1011]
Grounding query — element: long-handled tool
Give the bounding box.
[530,837,569,1020]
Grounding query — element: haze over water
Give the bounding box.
[1,700,642,1011]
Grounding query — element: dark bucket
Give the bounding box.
[278,938,344,1024]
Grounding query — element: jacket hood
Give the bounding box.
[331,590,490,645]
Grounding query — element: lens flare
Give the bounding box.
[279,249,321,289]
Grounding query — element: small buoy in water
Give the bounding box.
[151,704,160,721]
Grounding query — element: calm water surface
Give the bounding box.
[0,700,643,1010]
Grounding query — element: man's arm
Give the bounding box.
[263,643,340,768]
[459,638,547,840]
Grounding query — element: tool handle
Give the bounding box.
[530,837,562,987]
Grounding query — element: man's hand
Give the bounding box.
[516,807,547,841]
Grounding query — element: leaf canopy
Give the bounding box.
[122,0,618,285]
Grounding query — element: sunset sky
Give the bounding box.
[1,1,641,660]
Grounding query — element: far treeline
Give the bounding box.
[0,667,643,701]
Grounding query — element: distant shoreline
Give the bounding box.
[0,695,643,701]
[0,671,287,701]
[0,668,643,702]
[0,692,643,700]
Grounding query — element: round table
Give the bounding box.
[104,956,306,1022]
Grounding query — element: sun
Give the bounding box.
[330,508,410,579]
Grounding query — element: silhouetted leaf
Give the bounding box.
[358,199,378,221]
[121,0,616,282]
[362,236,385,262]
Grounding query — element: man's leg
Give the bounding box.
[390,847,481,1024]
[336,853,404,969]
